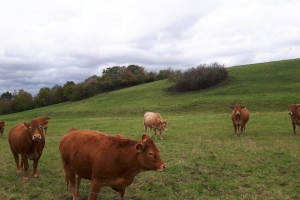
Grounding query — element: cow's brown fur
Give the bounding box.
[230,104,250,136]
[35,117,51,134]
[288,104,300,134]
[59,129,166,200]
[144,112,167,139]
[8,120,45,179]
[0,120,5,138]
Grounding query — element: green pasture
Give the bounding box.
[1,58,300,199]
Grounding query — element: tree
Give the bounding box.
[34,87,52,107]
[10,89,35,112]
[0,91,13,101]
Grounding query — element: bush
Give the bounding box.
[169,62,228,92]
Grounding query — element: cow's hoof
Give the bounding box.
[34,174,39,178]
[23,177,28,180]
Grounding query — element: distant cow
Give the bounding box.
[8,120,45,179]
[144,112,167,139]
[288,104,300,134]
[230,104,250,136]
[0,120,5,138]
[59,129,166,200]
[35,117,51,134]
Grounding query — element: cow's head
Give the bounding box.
[0,121,5,132]
[135,134,166,172]
[24,120,43,141]
[230,104,245,116]
[39,117,51,129]
[288,104,300,116]
[159,120,167,132]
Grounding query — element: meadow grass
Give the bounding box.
[1,58,300,199]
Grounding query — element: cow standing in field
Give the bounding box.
[8,120,45,179]
[230,104,250,136]
[288,104,300,134]
[144,112,167,139]
[59,129,166,200]
[0,120,5,138]
[35,117,51,134]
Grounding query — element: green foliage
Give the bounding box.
[1,58,300,199]
[170,62,228,92]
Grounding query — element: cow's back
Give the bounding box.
[59,129,110,179]
[8,124,25,152]
[241,107,250,123]
[144,112,161,125]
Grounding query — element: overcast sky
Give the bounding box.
[0,0,299,95]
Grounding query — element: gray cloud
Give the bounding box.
[0,0,300,95]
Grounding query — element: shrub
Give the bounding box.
[169,62,228,92]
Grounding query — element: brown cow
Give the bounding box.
[230,104,250,136]
[35,117,51,134]
[59,129,166,200]
[8,120,45,179]
[144,112,167,139]
[0,120,5,138]
[288,104,300,134]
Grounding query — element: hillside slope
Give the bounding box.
[2,58,300,121]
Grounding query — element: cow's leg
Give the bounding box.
[241,125,244,136]
[62,160,78,200]
[149,127,152,138]
[159,129,163,139]
[89,179,102,200]
[233,124,237,136]
[75,175,81,198]
[32,158,40,178]
[112,187,125,200]
[154,129,158,140]
[292,122,295,134]
[12,152,22,173]
[21,155,29,180]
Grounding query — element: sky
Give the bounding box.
[0,0,299,96]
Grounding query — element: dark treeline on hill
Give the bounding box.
[0,63,227,115]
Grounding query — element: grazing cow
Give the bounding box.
[8,120,45,179]
[230,104,250,136]
[0,120,5,138]
[35,117,51,134]
[59,129,166,200]
[288,104,300,134]
[144,112,167,139]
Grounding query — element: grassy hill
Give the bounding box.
[1,58,300,200]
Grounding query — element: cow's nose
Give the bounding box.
[33,134,41,140]
[289,112,293,115]
[163,164,167,169]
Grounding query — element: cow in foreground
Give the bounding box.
[59,128,166,200]
[0,120,5,138]
[144,112,167,139]
[8,120,45,179]
[230,104,250,136]
[288,104,300,134]
[35,117,51,134]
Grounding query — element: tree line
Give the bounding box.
[0,63,228,115]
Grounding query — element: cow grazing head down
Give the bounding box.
[288,104,300,134]
[230,104,250,136]
[0,120,5,138]
[159,120,168,132]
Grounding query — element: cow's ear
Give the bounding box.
[24,122,29,128]
[230,106,234,109]
[142,134,148,141]
[241,106,245,109]
[136,143,144,153]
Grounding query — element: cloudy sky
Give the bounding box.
[0,0,299,95]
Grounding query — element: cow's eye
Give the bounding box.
[148,152,154,157]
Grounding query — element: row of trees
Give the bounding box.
[0,65,173,114]
[0,63,228,115]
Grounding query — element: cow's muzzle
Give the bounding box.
[289,112,293,115]
[32,134,42,141]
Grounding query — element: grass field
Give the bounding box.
[1,58,300,199]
